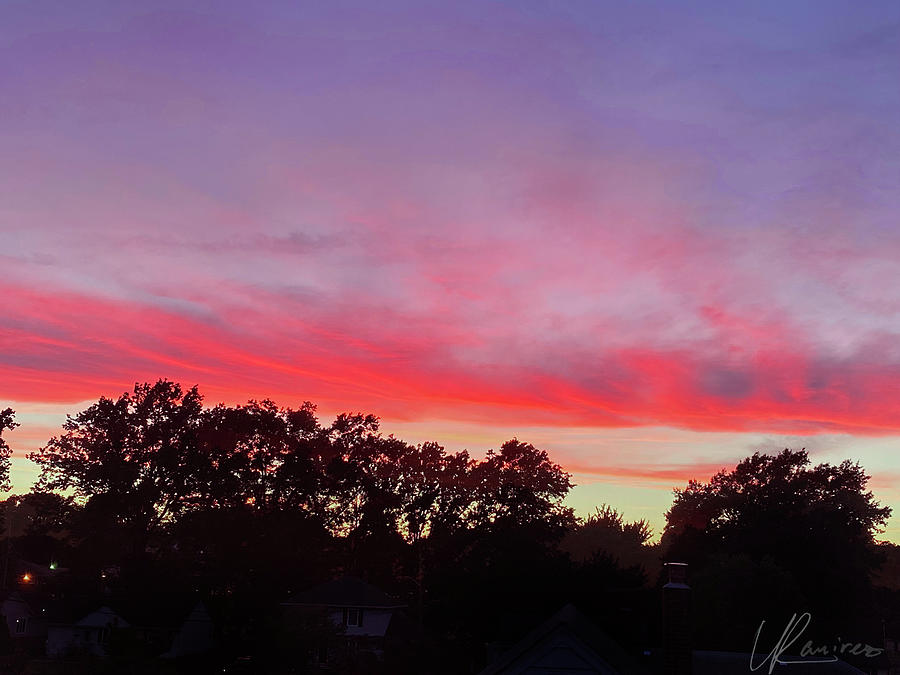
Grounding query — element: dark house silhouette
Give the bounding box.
[44,598,216,661]
[478,603,648,675]
[0,591,46,650]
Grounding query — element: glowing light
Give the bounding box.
[21,573,31,583]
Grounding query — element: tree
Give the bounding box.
[0,408,16,492]
[395,442,473,545]
[320,412,385,539]
[560,505,656,579]
[663,449,890,556]
[467,439,575,535]
[0,491,75,538]
[28,380,208,554]
[662,448,891,645]
[197,399,324,513]
[423,440,576,660]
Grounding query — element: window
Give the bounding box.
[342,608,363,627]
[14,618,26,634]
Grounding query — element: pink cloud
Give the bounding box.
[4,275,900,436]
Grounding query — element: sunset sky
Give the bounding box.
[3,1,900,539]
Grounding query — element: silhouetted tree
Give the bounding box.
[662,448,891,646]
[385,441,475,618]
[394,442,473,545]
[16,491,76,537]
[28,380,208,555]
[323,412,389,539]
[873,541,900,591]
[560,505,657,582]
[197,399,324,513]
[423,440,576,665]
[0,408,16,492]
[467,439,575,534]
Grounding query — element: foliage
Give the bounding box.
[0,408,16,492]
[560,504,657,582]
[467,439,575,535]
[873,541,900,591]
[663,448,890,557]
[662,448,892,641]
[29,381,207,546]
[197,399,323,513]
[5,491,76,537]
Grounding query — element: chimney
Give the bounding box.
[663,562,691,675]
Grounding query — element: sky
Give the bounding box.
[2,0,900,539]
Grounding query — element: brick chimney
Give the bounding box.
[663,562,691,675]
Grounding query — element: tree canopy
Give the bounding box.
[663,448,890,552]
[662,448,892,645]
[25,382,577,564]
[561,504,655,575]
[0,408,15,492]
[28,381,207,551]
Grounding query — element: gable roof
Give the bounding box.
[478,603,648,675]
[45,594,211,631]
[1,592,36,619]
[109,592,203,629]
[75,606,129,629]
[284,576,406,609]
[161,601,216,659]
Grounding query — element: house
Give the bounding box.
[282,576,409,667]
[45,597,218,662]
[0,592,46,643]
[478,603,649,675]
[161,601,216,658]
[46,605,129,658]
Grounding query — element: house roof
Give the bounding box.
[45,594,214,632]
[284,576,406,609]
[75,606,130,629]
[180,601,212,625]
[161,601,216,659]
[109,592,203,629]
[43,596,100,626]
[478,603,649,675]
[1,592,36,617]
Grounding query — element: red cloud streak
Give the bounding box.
[3,280,900,436]
[7,285,900,435]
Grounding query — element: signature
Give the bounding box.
[750,612,883,673]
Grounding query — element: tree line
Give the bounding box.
[0,380,895,673]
